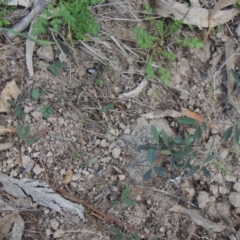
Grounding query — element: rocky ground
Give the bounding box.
[1,0,240,239]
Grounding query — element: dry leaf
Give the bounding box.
[0,142,13,151]
[170,205,227,232]
[0,173,85,220]
[63,169,73,184]
[142,110,182,119]
[155,0,239,28]
[181,108,204,122]
[0,80,21,113]
[0,126,15,134]
[119,78,148,98]
[0,213,24,240]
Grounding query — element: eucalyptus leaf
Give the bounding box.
[143,168,152,181]
[202,166,211,179]
[148,148,156,164]
[186,165,200,177]
[151,125,159,144]
[170,156,175,170]
[160,150,172,155]
[185,137,194,146]
[193,125,202,142]
[221,126,233,142]
[173,136,183,144]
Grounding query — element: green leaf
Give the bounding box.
[153,166,166,176]
[164,19,183,38]
[7,99,15,106]
[36,39,55,46]
[180,157,191,171]
[156,20,164,37]
[126,236,133,240]
[100,103,114,113]
[109,201,120,206]
[186,165,200,177]
[234,125,239,148]
[23,125,30,138]
[221,126,233,142]
[15,105,22,117]
[173,151,187,161]
[161,129,169,147]
[193,125,202,142]
[40,106,47,113]
[143,168,152,181]
[145,58,154,79]
[173,136,183,144]
[160,150,172,155]
[31,89,40,99]
[147,148,156,164]
[17,95,24,104]
[121,188,130,200]
[108,228,122,235]
[236,119,240,125]
[170,156,175,170]
[202,166,211,179]
[134,231,139,240]
[151,125,159,144]
[113,235,123,240]
[43,111,50,119]
[17,125,23,139]
[185,137,194,146]
[47,107,54,114]
[122,199,136,206]
[203,153,218,165]
[178,117,197,125]
[231,69,240,86]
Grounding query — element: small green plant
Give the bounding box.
[143,3,153,19]
[94,78,103,87]
[0,1,12,27]
[31,88,45,101]
[40,105,54,119]
[17,125,38,144]
[109,188,137,207]
[32,0,101,41]
[48,62,67,76]
[7,96,25,119]
[133,16,204,85]
[140,118,219,181]
[100,103,114,113]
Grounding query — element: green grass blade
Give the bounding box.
[231,69,240,86]
[202,166,211,179]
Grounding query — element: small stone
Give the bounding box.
[159,227,165,233]
[209,185,218,196]
[119,123,126,130]
[213,172,223,184]
[135,195,141,201]
[233,182,240,193]
[46,229,52,236]
[236,22,240,36]
[209,196,216,202]
[229,234,237,240]
[30,111,42,119]
[118,175,125,180]
[70,182,78,188]
[95,139,100,146]
[24,106,31,114]
[225,175,237,182]
[219,186,229,195]
[99,157,111,163]
[33,164,44,175]
[47,151,53,157]
[32,152,40,158]
[112,148,121,159]
[60,169,66,175]
[229,192,240,207]
[100,139,107,148]
[72,173,81,181]
[21,155,35,173]
[37,46,54,62]
[197,191,209,208]
[58,117,64,125]
[50,219,59,230]
[53,230,63,239]
[81,170,89,176]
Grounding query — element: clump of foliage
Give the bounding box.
[40,105,54,119]
[141,118,217,181]
[32,0,101,41]
[0,0,12,27]
[17,125,38,144]
[109,187,136,207]
[7,96,25,120]
[133,4,204,85]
